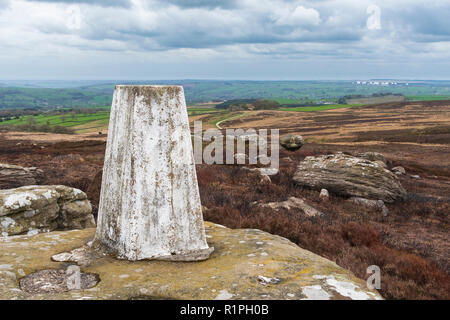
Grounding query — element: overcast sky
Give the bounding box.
[0,0,449,80]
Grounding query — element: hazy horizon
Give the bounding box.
[1,78,450,82]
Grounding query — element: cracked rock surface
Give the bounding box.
[293,153,406,203]
[0,164,43,189]
[0,185,95,236]
[0,222,382,300]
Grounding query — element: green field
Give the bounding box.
[0,107,222,133]
[406,95,450,101]
[187,107,219,116]
[1,112,109,127]
[279,104,363,112]
[0,111,111,134]
[272,98,312,104]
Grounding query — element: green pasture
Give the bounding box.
[406,95,450,101]
[0,112,110,128]
[187,107,219,115]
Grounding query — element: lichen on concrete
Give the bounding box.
[96,85,212,261]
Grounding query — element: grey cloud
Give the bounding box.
[66,0,365,52]
[16,0,367,52]
[0,0,10,9]
[164,0,237,9]
[402,7,450,37]
[27,0,132,8]
[4,0,450,66]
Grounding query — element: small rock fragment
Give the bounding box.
[258,275,281,285]
[260,175,272,184]
[319,189,329,201]
[391,166,406,176]
[391,166,406,175]
[280,135,304,151]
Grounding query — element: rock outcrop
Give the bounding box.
[0,222,382,300]
[0,185,95,236]
[255,197,323,217]
[349,197,389,216]
[280,134,304,151]
[356,152,387,164]
[0,164,43,189]
[293,153,407,203]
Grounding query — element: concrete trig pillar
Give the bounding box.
[95,85,213,261]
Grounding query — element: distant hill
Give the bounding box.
[0,80,449,109]
[0,87,111,109]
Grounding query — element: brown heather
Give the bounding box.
[197,161,450,300]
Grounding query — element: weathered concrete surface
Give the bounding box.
[0,222,382,300]
[0,164,43,189]
[0,185,95,237]
[293,153,407,203]
[96,85,212,261]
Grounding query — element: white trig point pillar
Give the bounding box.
[95,85,213,261]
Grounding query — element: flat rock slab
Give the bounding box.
[0,222,382,300]
[0,164,43,190]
